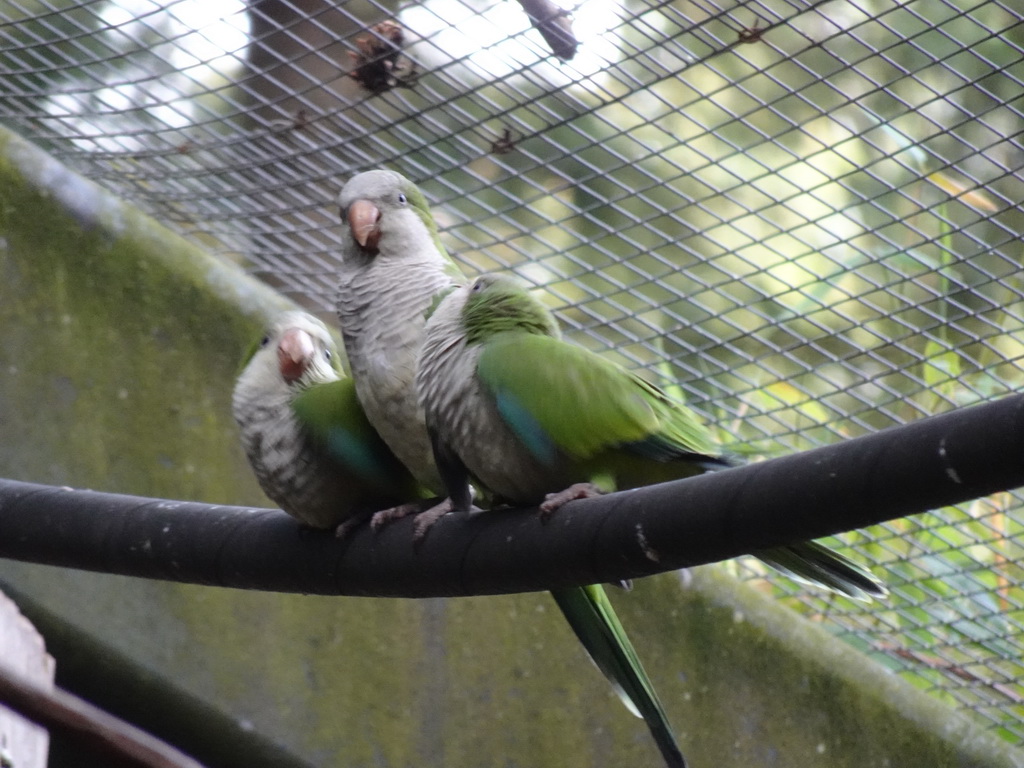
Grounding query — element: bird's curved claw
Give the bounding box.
[539,482,604,520]
[334,512,371,539]
[370,501,425,531]
[413,498,454,541]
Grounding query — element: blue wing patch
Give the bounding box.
[325,427,393,487]
[494,391,558,465]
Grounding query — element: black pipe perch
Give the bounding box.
[1,393,1023,597]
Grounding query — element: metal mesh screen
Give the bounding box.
[2,0,1023,742]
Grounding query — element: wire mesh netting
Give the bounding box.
[2,0,1023,743]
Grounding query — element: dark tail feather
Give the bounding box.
[693,456,886,601]
[549,585,686,768]
[753,541,887,601]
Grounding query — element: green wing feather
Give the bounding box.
[476,334,718,462]
[477,332,884,599]
[550,585,685,768]
[292,378,423,498]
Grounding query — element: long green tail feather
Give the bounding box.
[754,541,888,602]
[549,585,686,768]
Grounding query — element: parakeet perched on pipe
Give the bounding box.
[334,171,688,767]
[335,169,466,496]
[232,310,423,532]
[417,273,887,602]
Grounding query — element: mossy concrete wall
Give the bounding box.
[0,126,1020,768]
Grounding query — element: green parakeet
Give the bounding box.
[335,172,688,767]
[232,310,423,531]
[418,274,887,601]
[335,169,466,495]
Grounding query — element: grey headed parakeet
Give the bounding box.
[335,172,689,767]
[232,310,423,532]
[335,169,466,498]
[417,273,887,602]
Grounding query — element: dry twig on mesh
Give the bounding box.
[348,21,418,94]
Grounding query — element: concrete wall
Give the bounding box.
[1,125,1020,768]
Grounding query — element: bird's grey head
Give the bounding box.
[336,169,442,264]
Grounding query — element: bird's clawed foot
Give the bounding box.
[368,498,454,540]
[539,482,604,519]
[334,511,372,539]
[370,500,427,531]
[412,498,454,541]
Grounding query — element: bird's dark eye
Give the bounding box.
[398,193,407,204]
[259,335,270,347]
[471,279,486,293]
[323,348,332,360]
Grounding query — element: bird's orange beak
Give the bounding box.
[347,199,382,252]
[278,328,314,383]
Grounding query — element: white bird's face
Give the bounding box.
[336,169,437,267]
[247,311,340,392]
